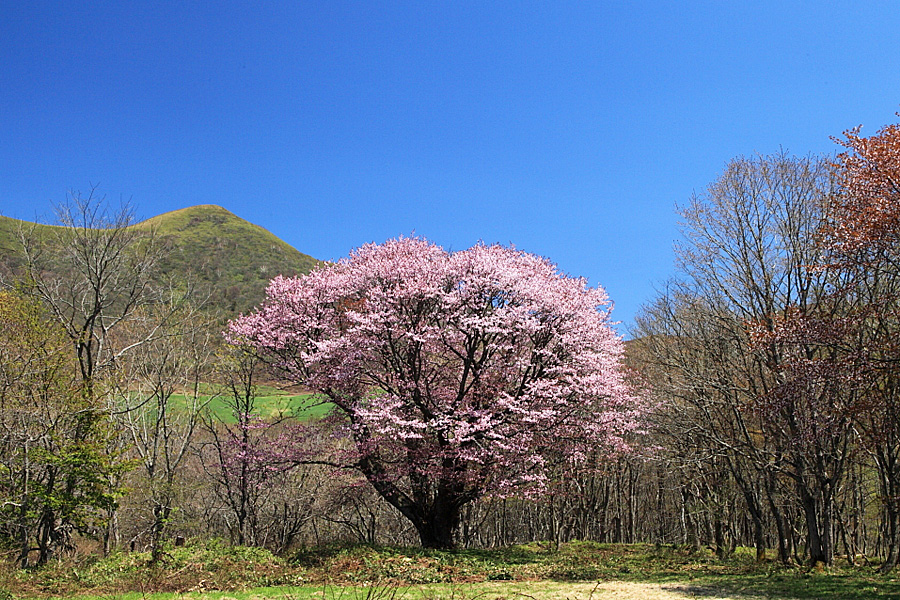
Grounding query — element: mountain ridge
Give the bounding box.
[0,204,319,314]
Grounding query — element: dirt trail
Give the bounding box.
[477,580,761,600]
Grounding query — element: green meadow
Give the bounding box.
[168,386,334,423]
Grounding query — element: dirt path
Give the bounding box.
[475,580,761,600]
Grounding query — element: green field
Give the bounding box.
[168,386,334,423]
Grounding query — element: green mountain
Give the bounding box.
[0,204,319,314]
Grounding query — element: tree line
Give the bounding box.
[2,115,900,572]
[634,120,900,571]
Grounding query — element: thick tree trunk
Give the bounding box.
[36,508,54,566]
[752,511,766,563]
[358,449,473,549]
[730,465,766,562]
[877,447,900,574]
[883,503,900,574]
[799,482,831,567]
[150,505,170,564]
[680,488,700,552]
[713,516,727,559]
[412,505,461,549]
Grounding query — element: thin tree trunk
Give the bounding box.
[766,472,792,565]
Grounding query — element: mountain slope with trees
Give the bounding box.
[0,204,319,315]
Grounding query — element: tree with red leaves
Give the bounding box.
[227,237,641,548]
[826,118,900,572]
[830,121,900,257]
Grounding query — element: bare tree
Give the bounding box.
[12,187,163,398]
[635,290,780,562]
[113,291,218,562]
[634,152,849,566]
[199,347,320,549]
[2,188,173,561]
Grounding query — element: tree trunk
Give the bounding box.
[752,511,766,562]
[17,444,29,568]
[799,483,828,568]
[821,490,834,566]
[36,508,54,566]
[412,504,460,549]
[714,516,727,559]
[730,465,766,562]
[765,470,792,565]
[877,446,900,574]
[681,487,700,552]
[104,508,119,556]
[150,505,170,564]
[881,497,900,574]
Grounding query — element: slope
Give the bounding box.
[0,204,319,315]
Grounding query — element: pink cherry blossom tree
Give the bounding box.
[227,237,641,548]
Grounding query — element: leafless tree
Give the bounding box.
[113,290,219,562]
[0,189,170,563]
[634,152,850,566]
[10,187,164,398]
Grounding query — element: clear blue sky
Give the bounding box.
[2,2,900,334]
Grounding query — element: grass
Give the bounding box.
[169,386,333,423]
[4,541,900,600]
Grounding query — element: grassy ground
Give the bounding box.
[169,386,333,423]
[2,541,899,600]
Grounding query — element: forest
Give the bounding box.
[2,115,900,595]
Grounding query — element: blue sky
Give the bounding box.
[2,2,900,334]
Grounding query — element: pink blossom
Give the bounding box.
[227,237,644,539]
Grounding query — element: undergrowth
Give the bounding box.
[2,540,900,599]
[0,539,298,598]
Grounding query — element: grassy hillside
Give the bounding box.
[0,204,319,315]
[135,204,319,313]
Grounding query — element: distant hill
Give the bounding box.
[0,204,319,315]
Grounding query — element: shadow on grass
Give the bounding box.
[662,572,900,600]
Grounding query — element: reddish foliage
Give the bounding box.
[829,119,900,258]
